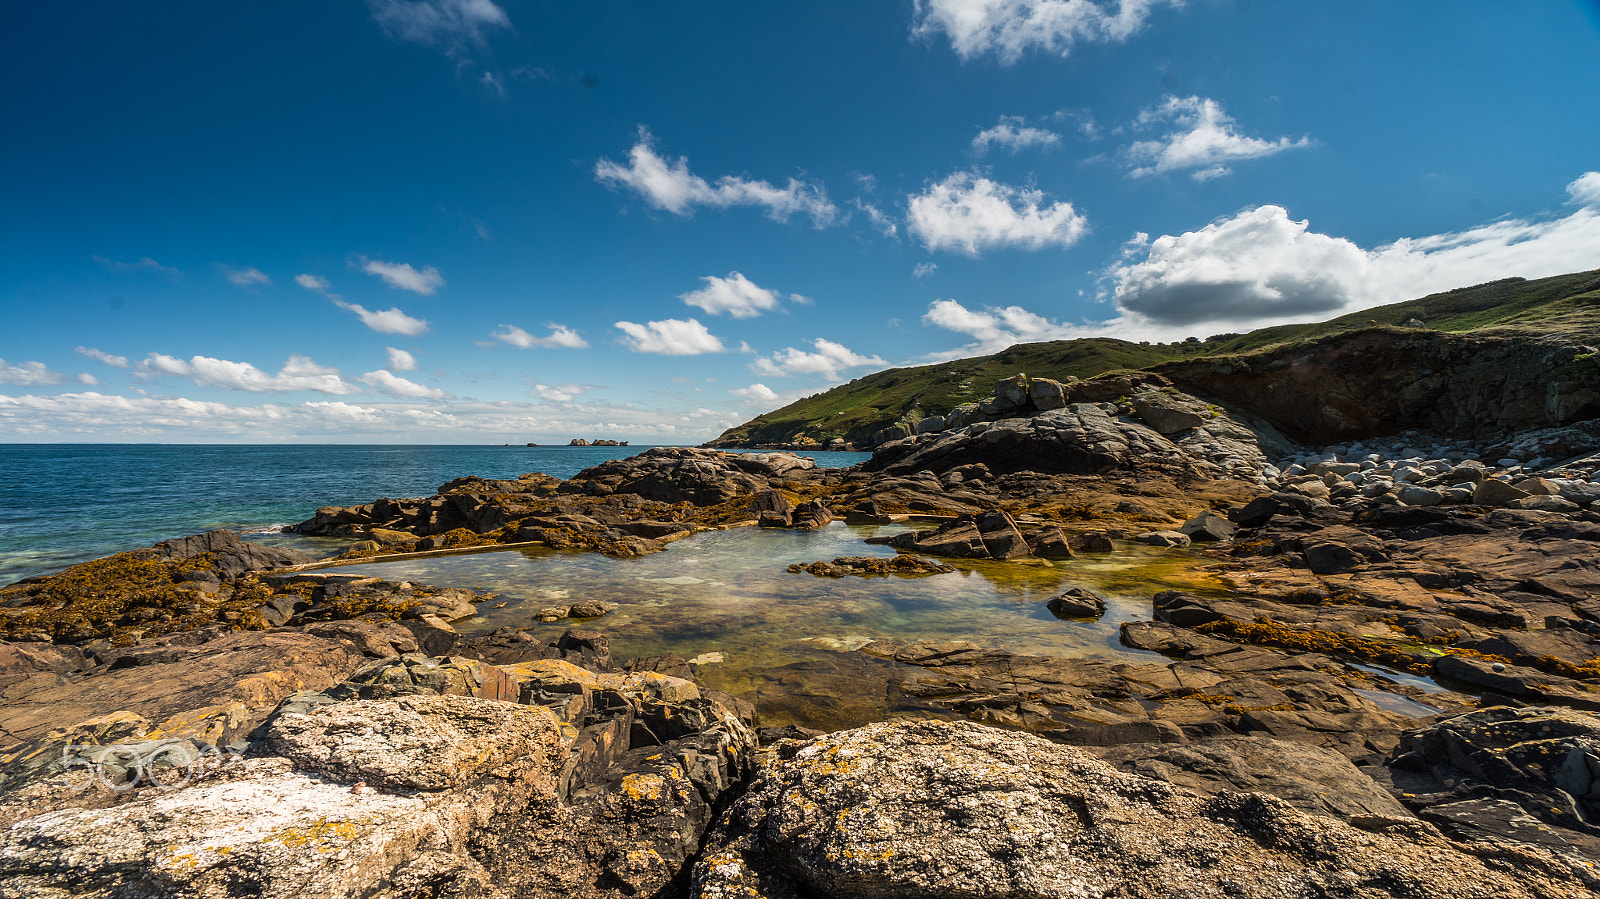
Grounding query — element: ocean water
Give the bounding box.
[0,444,872,585]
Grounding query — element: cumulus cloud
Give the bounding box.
[360,369,450,399]
[366,0,510,49]
[356,257,445,295]
[595,128,838,227]
[332,299,431,336]
[730,383,780,403]
[133,353,358,394]
[913,262,939,278]
[907,172,1088,256]
[219,265,271,287]
[972,115,1061,155]
[492,323,588,349]
[386,347,419,371]
[93,255,179,277]
[680,272,783,318]
[913,0,1173,63]
[1105,171,1600,331]
[1123,96,1311,181]
[0,359,75,387]
[751,339,887,380]
[75,346,129,369]
[614,318,726,355]
[922,299,1093,353]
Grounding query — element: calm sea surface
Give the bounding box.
[0,444,871,585]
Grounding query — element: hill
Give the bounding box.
[706,268,1600,448]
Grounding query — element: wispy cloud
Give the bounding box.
[907,171,1088,256]
[532,383,590,402]
[614,318,726,355]
[480,71,505,96]
[492,323,588,349]
[218,265,270,287]
[1123,96,1311,181]
[333,300,431,336]
[972,115,1061,155]
[680,272,783,318]
[595,127,838,227]
[366,0,510,51]
[913,0,1175,63]
[913,262,939,278]
[751,338,886,380]
[295,273,338,298]
[356,257,445,295]
[853,200,900,238]
[93,255,179,277]
[75,346,129,369]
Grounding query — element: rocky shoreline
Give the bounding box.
[5,370,1600,895]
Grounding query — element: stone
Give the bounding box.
[1474,478,1531,506]
[1028,377,1068,410]
[1130,388,1207,434]
[1395,483,1443,506]
[1179,509,1237,542]
[1304,541,1364,574]
[1046,587,1106,619]
[789,499,833,530]
[152,529,315,578]
[1134,529,1190,547]
[693,720,1595,899]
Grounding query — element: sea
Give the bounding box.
[0,444,872,586]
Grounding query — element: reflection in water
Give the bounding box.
[331,522,1228,728]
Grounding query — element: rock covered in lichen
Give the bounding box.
[693,719,1599,899]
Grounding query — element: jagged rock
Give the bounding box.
[1028,376,1069,410]
[789,499,833,530]
[1180,509,1238,542]
[693,719,1595,899]
[153,529,315,578]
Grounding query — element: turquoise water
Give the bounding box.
[0,445,871,585]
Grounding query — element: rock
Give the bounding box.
[973,509,1031,559]
[1028,377,1069,410]
[1396,483,1443,506]
[1046,587,1106,619]
[1474,478,1531,506]
[1511,494,1582,513]
[788,556,955,578]
[566,600,613,619]
[1390,706,1600,855]
[1130,388,1207,434]
[1069,531,1114,552]
[789,499,833,530]
[1022,525,1074,558]
[152,529,315,578]
[1134,529,1191,547]
[1092,735,1413,820]
[1179,509,1238,542]
[693,720,1595,899]
[1304,541,1365,574]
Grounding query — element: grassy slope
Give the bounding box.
[708,269,1600,446]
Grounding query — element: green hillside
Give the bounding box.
[707,268,1600,447]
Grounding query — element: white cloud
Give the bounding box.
[1569,172,1600,208]
[481,71,505,96]
[751,338,887,380]
[912,0,1173,63]
[93,255,179,277]
[366,0,510,49]
[853,200,899,237]
[386,347,419,371]
[1123,96,1311,181]
[533,383,588,402]
[1105,172,1600,331]
[0,359,74,387]
[907,171,1088,256]
[133,353,358,394]
[332,299,431,336]
[731,383,780,403]
[972,115,1061,155]
[913,262,939,278]
[75,346,129,369]
[492,323,589,349]
[922,299,1092,355]
[295,273,337,297]
[360,369,450,399]
[680,272,782,318]
[356,257,445,295]
[614,318,726,355]
[219,265,271,287]
[595,128,838,227]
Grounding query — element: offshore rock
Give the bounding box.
[693,719,1596,899]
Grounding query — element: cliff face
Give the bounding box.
[1158,328,1600,446]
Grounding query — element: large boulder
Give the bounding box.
[693,719,1594,898]
[153,529,316,578]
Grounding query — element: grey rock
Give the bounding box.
[1046,587,1106,619]
[1134,529,1191,547]
[1179,509,1238,542]
[1474,478,1531,506]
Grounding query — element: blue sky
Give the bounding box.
[3,0,1599,443]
